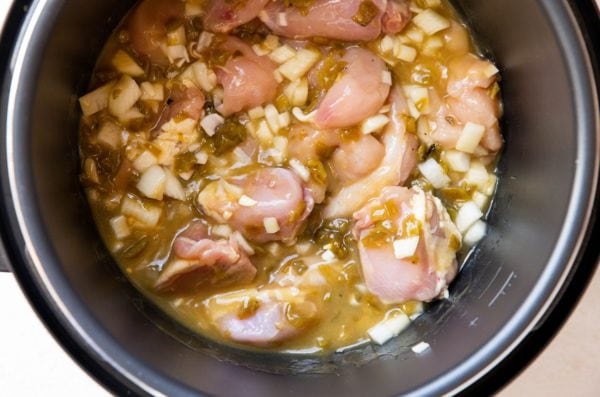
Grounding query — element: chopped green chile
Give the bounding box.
[314,218,354,258]
[205,117,247,155]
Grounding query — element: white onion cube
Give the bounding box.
[263,217,280,234]
[109,215,131,239]
[368,313,411,345]
[200,113,225,137]
[456,122,486,153]
[136,165,166,200]
[412,9,450,35]
[444,150,471,172]
[463,220,487,246]
[456,201,483,233]
[393,237,420,259]
[418,158,450,188]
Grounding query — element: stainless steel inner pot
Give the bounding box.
[0,0,598,395]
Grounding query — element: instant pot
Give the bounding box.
[0,0,598,395]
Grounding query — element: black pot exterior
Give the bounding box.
[0,0,598,396]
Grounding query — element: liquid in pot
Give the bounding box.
[78,0,503,353]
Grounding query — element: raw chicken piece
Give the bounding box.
[288,123,340,203]
[198,168,314,243]
[127,0,185,64]
[331,134,385,184]
[323,87,418,218]
[153,86,205,131]
[203,0,270,33]
[205,288,319,346]
[315,47,391,129]
[353,186,461,303]
[216,36,278,116]
[443,21,471,56]
[259,0,386,42]
[155,222,256,292]
[428,54,503,153]
[447,54,499,96]
[382,0,412,34]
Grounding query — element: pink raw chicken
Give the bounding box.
[203,0,270,33]
[260,0,386,41]
[207,288,319,346]
[155,222,256,292]
[198,167,314,243]
[127,0,184,65]
[429,54,503,153]
[324,86,418,218]
[153,86,205,132]
[353,186,461,303]
[314,47,391,129]
[216,36,278,116]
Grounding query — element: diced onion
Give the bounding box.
[277,12,288,26]
[238,195,258,207]
[283,78,309,106]
[394,44,417,62]
[108,75,141,117]
[133,151,158,172]
[292,107,316,122]
[444,150,471,172]
[456,122,486,153]
[393,237,420,259]
[472,191,488,210]
[379,35,394,53]
[483,63,499,78]
[263,217,280,234]
[195,31,214,50]
[418,158,450,188]
[483,174,497,196]
[411,341,431,354]
[79,81,115,117]
[140,82,164,102]
[422,36,443,57]
[97,122,122,149]
[255,120,274,145]
[212,224,233,238]
[278,49,320,81]
[136,165,166,200]
[264,104,280,133]
[463,161,489,189]
[192,62,217,91]
[405,85,430,114]
[109,215,131,239]
[381,70,392,85]
[195,151,209,165]
[361,114,390,135]
[121,196,162,227]
[232,231,255,255]
[111,50,144,77]
[412,9,450,35]
[248,106,265,120]
[164,170,186,201]
[289,159,311,182]
[83,158,100,184]
[200,113,225,137]
[165,45,189,65]
[278,111,291,128]
[463,220,487,246]
[321,250,336,262]
[405,27,425,43]
[367,313,411,345]
[455,201,483,233]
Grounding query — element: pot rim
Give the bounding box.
[1,0,598,395]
